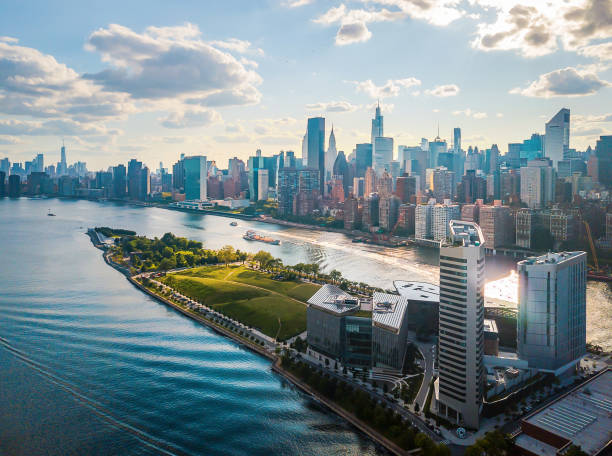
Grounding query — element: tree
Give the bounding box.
[565,445,588,456]
[465,430,511,456]
[532,226,554,251]
[253,250,274,270]
[329,269,342,284]
[217,245,236,267]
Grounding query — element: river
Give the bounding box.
[0,197,610,455]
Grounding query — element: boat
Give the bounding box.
[47,209,56,216]
[230,221,238,226]
[243,230,280,245]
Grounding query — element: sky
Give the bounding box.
[0,0,611,170]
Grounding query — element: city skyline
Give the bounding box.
[0,0,610,169]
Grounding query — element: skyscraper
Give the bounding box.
[544,108,570,168]
[429,136,447,168]
[184,155,207,201]
[307,117,325,194]
[520,158,555,209]
[355,143,373,177]
[325,126,337,182]
[373,137,393,173]
[437,221,485,429]
[517,251,586,374]
[371,102,383,144]
[453,128,461,154]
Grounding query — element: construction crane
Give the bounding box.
[582,220,600,272]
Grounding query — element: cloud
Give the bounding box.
[425,84,460,97]
[160,108,221,128]
[496,112,504,118]
[84,23,262,103]
[471,0,612,58]
[347,77,421,98]
[208,38,264,56]
[283,0,314,7]
[360,0,464,27]
[0,135,20,145]
[452,108,488,119]
[0,118,121,136]
[336,22,372,45]
[510,66,610,98]
[578,42,612,61]
[305,100,360,112]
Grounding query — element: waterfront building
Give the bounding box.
[544,108,570,168]
[0,171,5,197]
[393,281,440,336]
[415,200,435,240]
[514,368,612,456]
[172,159,184,192]
[517,251,586,374]
[343,196,360,230]
[371,292,410,372]
[278,168,298,216]
[432,202,460,242]
[373,137,394,173]
[515,208,535,249]
[397,204,415,235]
[378,195,400,231]
[307,117,325,194]
[184,155,207,201]
[0,158,9,175]
[352,177,365,198]
[437,221,485,429]
[479,203,513,248]
[362,193,379,230]
[8,174,20,197]
[461,204,480,224]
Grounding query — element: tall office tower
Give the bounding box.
[127,159,143,200]
[352,177,365,198]
[355,143,373,177]
[301,131,308,166]
[343,196,360,230]
[140,166,150,200]
[429,136,447,168]
[112,164,127,198]
[379,195,400,230]
[593,135,612,186]
[453,128,461,154]
[485,144,499,174]
[362,193,379,229]
[332,150,350,195]
[0,158,9,175]
[325,126,337,182]
[278,168,298,216]
[248,151,264,201]
[520,158,555,209]
[517,251,586,374]
[257,169,269,201]
[58,142,67,175]
[415,200,435,239]
[432,202,461,241]
[33,154,44,173]
[8,174,21,197]
[371,102,383,144]
[438,221,485,429]
[307,117,325,194]
[364,167,377,196]
[183,155,207,201]
[172,159,185,191]
[0,171,5,197]
[373,136,393,173]
[479,203,513,248]
[544,108,570,168]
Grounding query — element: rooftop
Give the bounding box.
[518,251,585,267]
[307,284,359,315]
[483,319,498,334]
[446,220,485,247]
[393,281,439,302]
[519,368,612,456]
[372,292,409,333]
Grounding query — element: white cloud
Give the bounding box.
[283,0,314,7]
[425,84,460,97]
[160,108,221,129]
[578,42,612,61]
[496,112,504,118]
[208,38,264,56]
[305,100,360,112]
[347,77,421,98]
[510,66,610,98]
[336,22,372,45]
[0,135,20,145]
[452,108,488,119]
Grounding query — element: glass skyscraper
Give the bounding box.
[184,155,207,201]
[544,108,570,169]
[307,117,325,194]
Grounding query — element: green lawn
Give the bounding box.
[161,265,319,340]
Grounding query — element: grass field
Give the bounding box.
[161,265,320,341]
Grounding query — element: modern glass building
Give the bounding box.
[371,292,410,372]
[517,251,586,374]
[343,316,372,368]
[544,108,570,168]
[373,137,393,173]
[184,155,207,201]
[307,117,325,194]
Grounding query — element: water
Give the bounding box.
[1,198,610,455]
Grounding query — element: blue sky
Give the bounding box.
[0,0,610,169]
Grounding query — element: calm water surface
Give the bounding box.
[1,197,610,455]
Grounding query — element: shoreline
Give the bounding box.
[88,231,406,456]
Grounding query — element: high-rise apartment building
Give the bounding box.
[544,108,570,168]
[453,128,461,154]
[515,208,535,249]
[517,251,586,373]
[432,167,455,201]
[479,203,513,248]
[428,136,447,168]
[379,195,400,230]
[432,202,460,241]
[184,155,207,201]
[520,158,555,209]
[307,117,325,194]
[415,200,435,240]
[257,169,269,201]
[437,221,485,429]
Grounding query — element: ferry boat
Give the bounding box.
[243,230,280,245]
[47,209,56,216]
[230,221,238,226]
